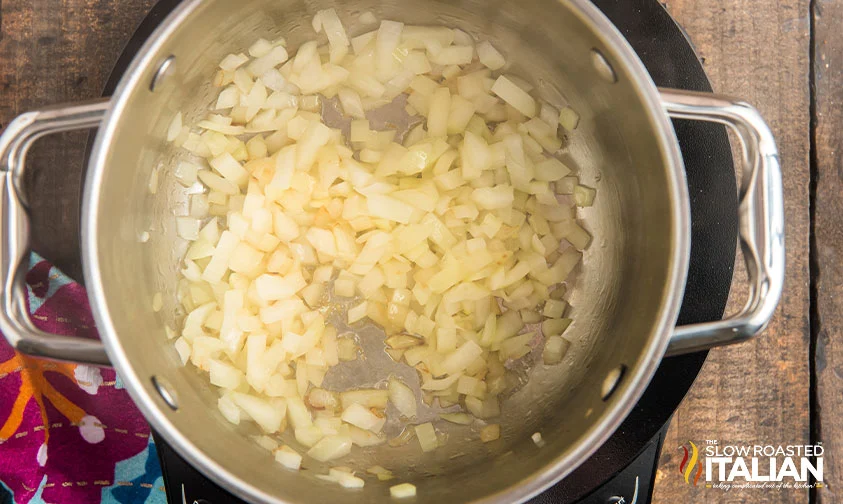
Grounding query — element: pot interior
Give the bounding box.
[85,0,684,502]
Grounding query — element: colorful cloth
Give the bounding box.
[0,254,165,504]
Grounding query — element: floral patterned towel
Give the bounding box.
[0,254,166,504]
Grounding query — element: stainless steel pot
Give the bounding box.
[0,0,784,503]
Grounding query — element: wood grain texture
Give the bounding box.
[813,0,843,502]
[0,0,158,281]
[652,0,812,503]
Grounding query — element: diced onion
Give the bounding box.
[559,106,580,131]
[574,185,597,207]
[318,467,366,488]
[220,53,249,71]
[359,11,377,25]
[541,318,572,338]
[308,435,353,461]
[390,483,417,499]
[491,76,536,117]
[248,45,289,76]
[249,39,273,58]
[341,389,389,410]
[440,412,473,425]
[274,445,303,470]
[172,11,594,483]
[388,378,418,418]
[167,112,183,142]
[230,392,285,433]
[341,403,386,432]
[542,335,571,365]
[318,8,350,63]
[414,423,438,452]
[217,394,241,424]
[367,465,394,481]
[476,41,506,70]
[480,423,501,442]
[176,217,201,241]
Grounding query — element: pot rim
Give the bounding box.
[81,1,691,502]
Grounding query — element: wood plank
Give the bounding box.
[0,0,158,281]
[652,0,812,502]
[812,0,843,501]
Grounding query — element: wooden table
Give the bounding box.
[0,0,825,502]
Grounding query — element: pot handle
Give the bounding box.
[0,100,112,366]
[660,89,785,356]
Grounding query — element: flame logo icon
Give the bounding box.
[679,441,703,486]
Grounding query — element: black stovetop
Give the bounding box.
[98,1,738,502]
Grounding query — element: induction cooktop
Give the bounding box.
[95,1,738,502]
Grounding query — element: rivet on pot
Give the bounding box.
[601,364,626,401]
[152,375,179,410]
[590,49,618,84]
[150,55,177,92]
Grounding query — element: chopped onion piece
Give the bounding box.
[220,53,249,71]
[338,87,365,119]
[347,301,368,324]
[542,335,571,365]
[210,153,248,187]
[534,158,571,182]
[230,392,285,433]
[319,468,365,488]
[388,378,418,418]
[341,389,389,410]
[148,165,160,194]
[341,402,386,432]
[430,46,474,66]
[472,186,514,210]
[476,41,506,70]
[318,9,350,63]
[217,394,241,424]
[367,194,414,224]
[465,396,500,419]
[414,423,438,452]
[176,218,201,241]
[352,30,376,54]
[307,435,352,461]
[174,337,191,364]
[421,372,461,391]
[441,341,483,375]
[543,299,567,318]
[388,427,416,447]
[376,20,404,75]
[427,87,451,137]
[167,112,183,142]
[367,465,394,481]
[491,76,536,117]
[480,424,501,442]
[335,472,366,488]
[274,445,303,470]
[349,425,386,446]
[574,185,597,207]
[559,106,580,131]
[152,292,163,312]
[390,483,417,499]
[359,11,377,25]
[248,45,289,76]
[541,318,572,338]
[249,38,273,58]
